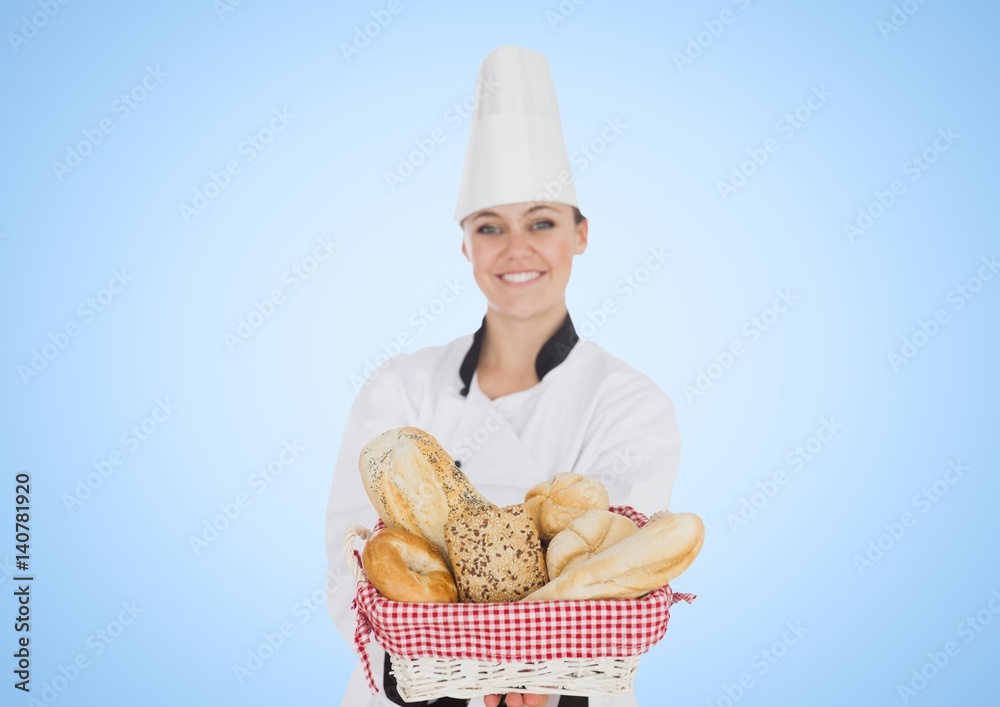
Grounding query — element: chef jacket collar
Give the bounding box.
[459,312,579,396]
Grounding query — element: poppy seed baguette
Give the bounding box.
[360,426,497,561]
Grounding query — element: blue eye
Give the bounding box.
[531,220,555,230]
[477,224,500,234]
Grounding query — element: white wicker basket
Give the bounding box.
[385,653,642,700]
[344,509,691,702]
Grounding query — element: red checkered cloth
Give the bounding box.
[349,506,696,694]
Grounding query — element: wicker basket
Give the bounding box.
[344,506,694,701]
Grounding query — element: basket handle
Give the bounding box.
[343,524,372,584]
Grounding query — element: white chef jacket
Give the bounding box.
[324,313,682,707]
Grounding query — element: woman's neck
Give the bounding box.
[478,303,568,382]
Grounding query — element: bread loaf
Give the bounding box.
[361,527,458,603]
[524,472,610,542]
[360,427,496,558]
[444,503,548,603]
[545,510,638,579]
[521,511,704,602]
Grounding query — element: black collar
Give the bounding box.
[458,312,579,396]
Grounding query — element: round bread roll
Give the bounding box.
[546,510,639,579]
[361,527,458,603]
[524,472,610,541]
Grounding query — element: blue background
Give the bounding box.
[2,1,997,705]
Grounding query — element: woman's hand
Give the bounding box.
[483,694,549,707]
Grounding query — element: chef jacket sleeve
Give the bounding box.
[324,354,420,649]
[574,370,682,513]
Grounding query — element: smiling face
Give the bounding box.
[460,202,588,321]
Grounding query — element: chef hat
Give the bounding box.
[454,45,579,223]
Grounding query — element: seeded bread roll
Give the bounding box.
[444,503,548,603]
[361,527,458,603]
[359,427,497,559]
[524,472,610,541]
[522,511,704,602]
[545,510,639,579]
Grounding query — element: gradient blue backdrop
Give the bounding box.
[2,1,997,705]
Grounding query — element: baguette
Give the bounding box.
[359,427,496,559]
[521,511,704,602]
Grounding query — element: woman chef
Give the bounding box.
[324,46,682,707]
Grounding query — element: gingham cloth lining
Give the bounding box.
[349,506,697,694]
